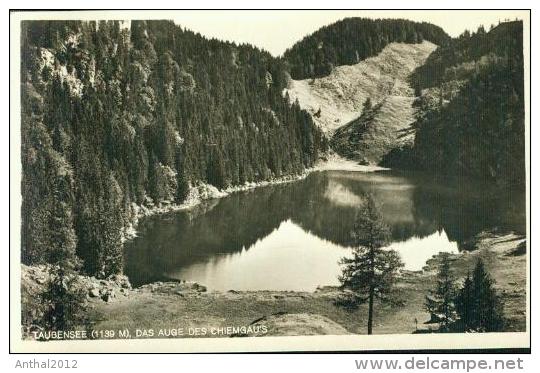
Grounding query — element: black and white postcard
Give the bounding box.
[9,9,530,353]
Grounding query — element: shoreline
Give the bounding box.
[121,154,383,243]
[121,168,314,242]
[21,230,526,339]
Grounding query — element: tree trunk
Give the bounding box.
[368,242,375,335]
[367,285,374,335]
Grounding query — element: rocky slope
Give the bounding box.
[285,41,437,135]
[285,41,437,164]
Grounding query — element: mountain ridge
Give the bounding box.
[283,17,450,80]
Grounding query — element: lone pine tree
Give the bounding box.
[338,196,403,335]
[425,253,457,331]
[455,259,505,332]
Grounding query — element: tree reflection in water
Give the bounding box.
[124,171,525,289]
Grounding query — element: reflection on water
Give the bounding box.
[124,170,525,290]
[386,230,458,272]
[169,220,345,291]
[168,220,458,291]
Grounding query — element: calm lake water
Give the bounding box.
[124,170,525,291]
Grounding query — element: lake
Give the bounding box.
[124,170,525,291]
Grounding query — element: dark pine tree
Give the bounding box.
[455,259,505,332]
[454,273,474,330]
[337,195,403,335]
[425,253,457,331]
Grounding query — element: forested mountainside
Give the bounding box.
[283,18,450,80]
[21,20,327,277]
[383,21,525,185]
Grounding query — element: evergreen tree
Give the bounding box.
[455,259,505,332]
[40,261,88,333]
[362,97,372,112]
[337,196,403,334]
[454,273,474,330]
[425,253,457,331]
[206,147,227,189]
[24,176,88,333]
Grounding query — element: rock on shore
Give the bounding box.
[249,313,350,336]
[21,264,132,304]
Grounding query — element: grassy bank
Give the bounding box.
[83,231,526,337]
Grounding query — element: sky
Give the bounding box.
[168,10,528,56]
